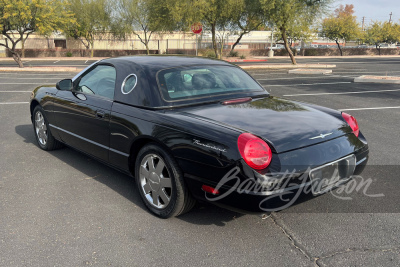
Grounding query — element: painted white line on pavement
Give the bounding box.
[317,61,400,64]
[250,70,290,74]
[0,102,29,104]
[0,77,62,79]
[332,71,400,74]
[283,89,400,97]
[0,73,74,76]
[85,60,88,63]
[0,83,47,84]
[0,91,31,92]
[268,82,352,87]
[339,106,400,111]
[53,60,60,63]
[325,74,360,78]
[257,76,347,81]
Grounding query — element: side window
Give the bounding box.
[121,74,137,94]
[77,65,116,100]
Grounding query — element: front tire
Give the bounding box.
[33,106,62,151]
[135,144,195,218]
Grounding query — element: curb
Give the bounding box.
[253,55,400,59]
[0,57,105,61]
[226,59,268,63]
[0,67,84,72]
[240,64,336,69]
[288,69,332,74]
[354,75,400,84]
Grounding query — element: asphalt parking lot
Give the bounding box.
[1,58,400,266]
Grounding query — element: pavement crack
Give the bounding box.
[270,212,315,263]
[270,213,400,267]
[315,247,400,266]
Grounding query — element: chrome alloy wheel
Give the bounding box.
[139,154,173,209]
[35,111,48,146]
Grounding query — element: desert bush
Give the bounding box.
[228,50,239,57]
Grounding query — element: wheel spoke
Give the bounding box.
[152,191,159,206]
[140,165,150,179]
[43,132,47,143]
[42,123,47,131]
[143,183,151,194]
[148,156,155,172]
[160,177,172,188]
[155,160,165,176]
[39,131,44,141]
[159,189,170,204]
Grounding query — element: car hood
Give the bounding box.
[177,97,351,153]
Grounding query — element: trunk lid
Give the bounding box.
[177,97,350,153]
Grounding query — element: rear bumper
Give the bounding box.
[184,146,369,214]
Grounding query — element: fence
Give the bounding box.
[20,36,270,53]
[7,35,398,58]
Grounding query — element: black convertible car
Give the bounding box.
[30,56,368,218]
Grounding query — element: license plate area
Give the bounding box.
[309,154,356,195]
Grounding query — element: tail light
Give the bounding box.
[237,133,272,170]
[342,112,359,137]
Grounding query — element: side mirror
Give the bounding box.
[56,79,73,90]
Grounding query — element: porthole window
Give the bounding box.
[121,74,138,94]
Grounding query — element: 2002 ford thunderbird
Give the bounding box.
[30,56,369,218]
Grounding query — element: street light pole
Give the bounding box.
[268,26,274,58]
[270,27,273,49]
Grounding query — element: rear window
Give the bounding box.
[157,65,265,102]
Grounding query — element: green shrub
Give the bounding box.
[228,50,239,57]
[239,54,246,59]
[203,49,216,58]
[304,49,319,56]
[66,51,73,57]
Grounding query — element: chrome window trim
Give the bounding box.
[121,74,138,95]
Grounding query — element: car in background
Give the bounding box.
[269,44,285,50]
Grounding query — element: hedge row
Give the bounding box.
[250,48,400,57]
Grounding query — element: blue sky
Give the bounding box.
[335,0,400,25]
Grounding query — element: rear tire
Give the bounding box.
[135,143,195,218]
[33,106,63,151]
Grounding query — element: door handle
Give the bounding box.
[96,110,106,118]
